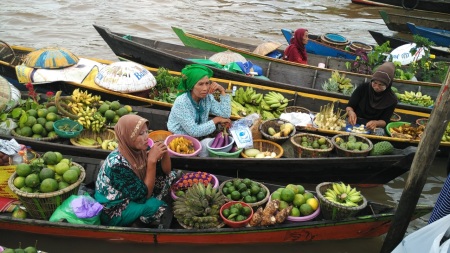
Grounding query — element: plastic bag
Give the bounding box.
[0,119,17,136]
[230,113,259,149]
[392,213,450,253]
[49,194,103,225]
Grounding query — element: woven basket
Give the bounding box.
[11,129,59,142]
[316,182,367,220]
[241,139,283,158]
[331,134,373,157]
[70,129,115,149]
[219,179,270,208]
[7,162,86,220]
[148,130,172,142]
[416,118,429,127]
[259,118,296,144]
[290,133,333,158]
[284,106,311,114]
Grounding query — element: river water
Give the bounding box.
[0,0,448,252]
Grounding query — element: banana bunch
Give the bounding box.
[231,99,248,117]
[74,137,99,146]
[168,137,195,154]
[76,107,106,133]
[101,139,118,150]
[173,182,226,229]
[324,182,364,207]
[70,88,102,106]
[322,71,354,95]
[234,87,263,105]
[395,91,434,107]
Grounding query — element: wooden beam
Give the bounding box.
[381,69,450,252]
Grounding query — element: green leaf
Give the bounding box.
[19,111,28,125]
[0,113,7,121]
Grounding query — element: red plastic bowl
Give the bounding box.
[170,173,219,200]
[220,201,253,228]
[164,134,202,157]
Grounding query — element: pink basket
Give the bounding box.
[164,134,202,157]
[170,173,219,200]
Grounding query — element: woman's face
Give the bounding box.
[371,80,387,93]
[302,31,309,45]
[132,124,149,151]
[191,76,211,101]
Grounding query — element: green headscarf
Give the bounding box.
[177,64,213,94]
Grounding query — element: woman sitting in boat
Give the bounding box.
[283,28,309,65]
[167,64,231,138]
[95,114,176,227]
[346,62,398,130]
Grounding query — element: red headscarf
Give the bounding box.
[283,28,308,64]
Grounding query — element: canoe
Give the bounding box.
[280,28,358,60]
[351,0,450,14]
[368,30,450,59]
[0,104,418,184]
[2,41,449,151]
[407,23,450,48]
[93,25,439,116]
[0,155,433,244]
[379,10,450,34]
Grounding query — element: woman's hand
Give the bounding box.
[347,110,357,126]
[213,116,231,128]
[147,141,168,164]
[209,81,226,95]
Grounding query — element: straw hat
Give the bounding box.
[209,50,247,65]
[22,46,80,69]
[0,40,16,64]
[252,42,282,56]
[0,76,11,112]
[94,61,156,93]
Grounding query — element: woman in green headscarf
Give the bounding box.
[167,64,231,138]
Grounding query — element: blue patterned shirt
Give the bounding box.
[167,93,231,137]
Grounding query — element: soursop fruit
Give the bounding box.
[370,141,394,156]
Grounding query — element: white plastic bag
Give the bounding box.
[392,214,450,253]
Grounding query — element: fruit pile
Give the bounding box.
[323,182,364,207]
[55,89,134,132]
[221,202,252,223]
[298,135,330,150]
[168,136,195,154]
[271,184,319,218]
[388,123,424,140]
[221,178,268,204]
[243,148,277,158]
[231,87,289,120]
[12,151,82,194]
[395,90,434,107]
[1,242,40,253]
[173,183,226,229]
[334,135,370,151]
[322,70,354,95]
[13,106,61,139]
[266,122,295,138]
[172,171,216,197]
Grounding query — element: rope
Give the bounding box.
[402,0,420,10]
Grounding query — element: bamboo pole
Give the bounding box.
[381,69,450,252]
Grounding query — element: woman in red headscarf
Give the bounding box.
[283,28,309,64]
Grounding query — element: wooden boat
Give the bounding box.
[93,25,439,117]
[407,23,450,48]
[0,155,433,244]
[2,40,448,153]
[368,30,450,59]
[0,104,418,184]
[351,0,450,14]
[280,28,358,60]
[378,10,450,34]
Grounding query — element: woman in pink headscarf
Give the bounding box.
[283,28,309,64]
